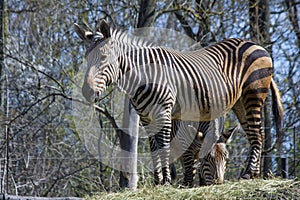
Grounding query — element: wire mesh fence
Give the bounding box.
[0,126,299,196]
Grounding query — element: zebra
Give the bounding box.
[171,117,238,187]
[74,20,283,185]
[198,126,239,186]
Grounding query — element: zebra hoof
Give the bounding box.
[162,179,172,186]
[241,173,251,179]
[240,170,259,179]
[178,181,193,188]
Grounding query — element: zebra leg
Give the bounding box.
[169,162,177,181]
[233,99,263,179]
[181,149,197,187]
[146,120,172,185]
[158,129,172,184]
[148,135,163,185]
[182,137,199,187]
[243,108,264,179]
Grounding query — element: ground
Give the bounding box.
[86,178,300,200]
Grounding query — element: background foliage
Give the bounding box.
[0,0,299,197]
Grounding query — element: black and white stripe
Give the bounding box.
[75,20,283,185]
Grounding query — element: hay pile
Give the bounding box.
[86,178,300,200]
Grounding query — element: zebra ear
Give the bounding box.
[74,23,93,43]
[96,20,111,38]
[220,125,239,143]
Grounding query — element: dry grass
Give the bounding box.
[85,178,300,200]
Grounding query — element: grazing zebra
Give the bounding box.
[74,20,283,184]
[198,126,239,186]
[171,117,238,187]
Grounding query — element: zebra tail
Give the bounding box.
[270,78,284,143]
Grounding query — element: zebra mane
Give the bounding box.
[210,142,229,161]
[110,28,153,48]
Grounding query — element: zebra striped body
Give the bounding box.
[75,21,283,185]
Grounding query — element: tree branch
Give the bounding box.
[285,0,300,49]
[172,2,196,40]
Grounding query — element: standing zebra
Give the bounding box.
[74,20,283,185]
[171,117,238,187]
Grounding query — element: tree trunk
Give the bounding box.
[97,115,105,188]
[285,0,300,49]
[248,0,274,177]
[137,0,156,28]
[0,0,7,193]
[249,0,270,45]
[118,0,157,190]
[195,0,213,44]
[0,0,4,111]
[119,96,139,190]
[263,95,272,178]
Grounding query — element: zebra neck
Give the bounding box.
[116,46,163,97]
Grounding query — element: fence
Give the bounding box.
[0,126,298,196]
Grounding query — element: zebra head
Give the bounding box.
[74,20,119,102]
[199,125,238,186]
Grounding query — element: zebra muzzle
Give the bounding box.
[82,82,96,103]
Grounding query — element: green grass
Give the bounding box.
[85,178,300,200]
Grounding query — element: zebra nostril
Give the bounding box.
[82,82,95,103]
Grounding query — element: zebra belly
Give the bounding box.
[170,84,230,121]
[171,103,227,121]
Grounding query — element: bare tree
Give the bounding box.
[118,0,157,189]
[0,0,3,108]
[285,0,300,48]
[137,0,156,27]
